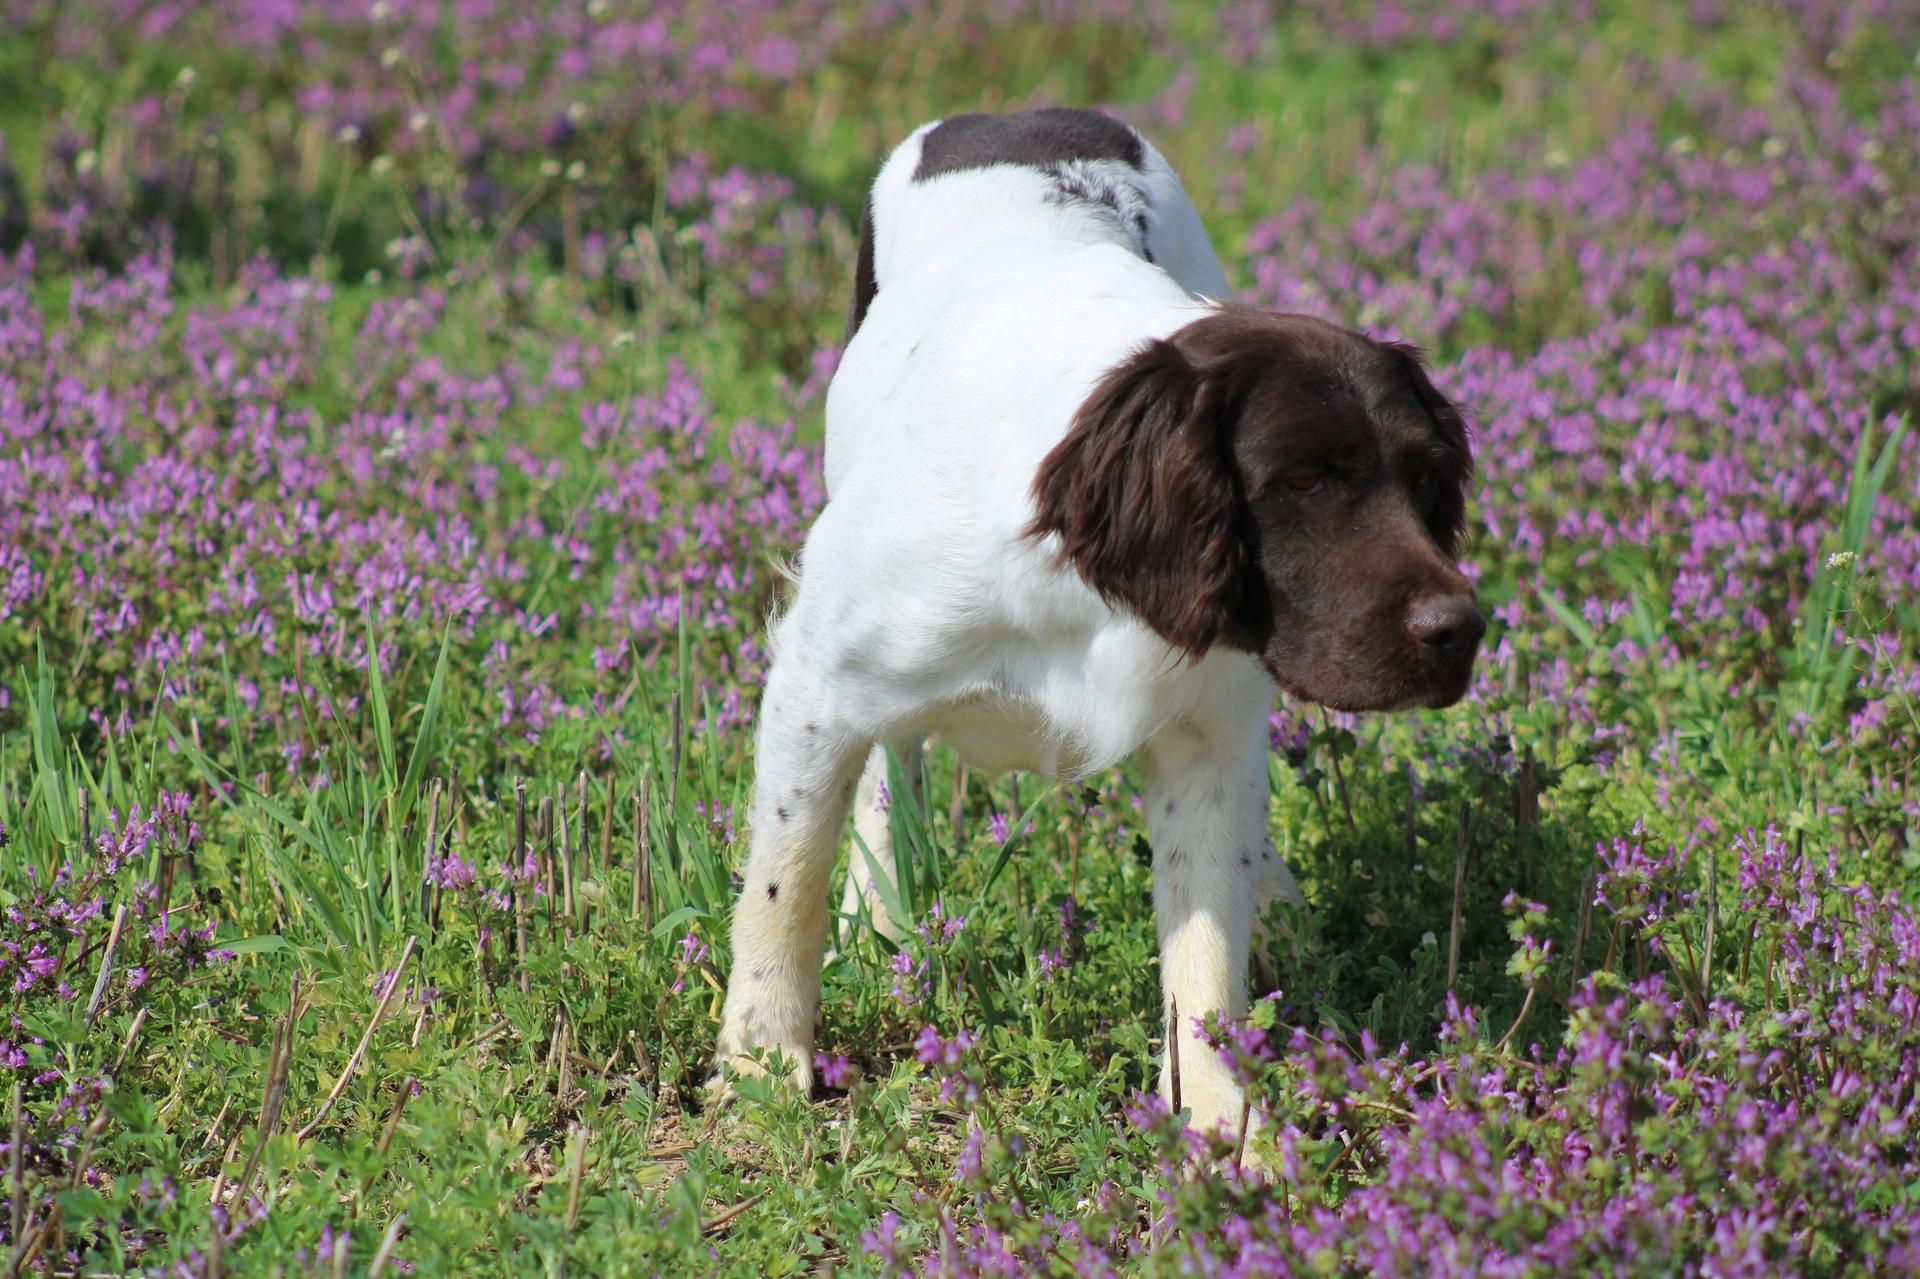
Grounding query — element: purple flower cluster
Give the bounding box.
[872,826,1920,1275]
[814,1051,854,1089]
[669,928,709,995]
[913,1024,980,1105]
[0,796,254,1263]
[1,0,1917,1270]
[0,242,824,769]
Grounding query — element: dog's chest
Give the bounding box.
[924,690,1093,779]
[913,641,1264,783]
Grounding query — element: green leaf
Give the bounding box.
[973,786,1055,909]
[395,620,455,830]
[54,1188,112,1225]
[852,827,906,934]
[218,933,289,955]
[366,610,398,793]
[1537,590,1598,652]
[649,904,708,939]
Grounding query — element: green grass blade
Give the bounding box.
[365,612,398,794]
[395,621,455,827]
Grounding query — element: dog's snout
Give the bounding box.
[1407,595,1485,657]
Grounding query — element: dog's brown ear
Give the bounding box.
[1382,340,1472,556]
[1028,339,1249,659]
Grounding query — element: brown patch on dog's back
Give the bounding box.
[913,108,1144,181]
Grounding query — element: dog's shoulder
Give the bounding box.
[825,238,1202,498]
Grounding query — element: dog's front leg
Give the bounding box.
[1143,717,1266,1143]
[714,657,869,1093]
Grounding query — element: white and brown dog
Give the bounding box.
[715,108,1481,1140]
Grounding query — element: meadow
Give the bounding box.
[1,0,1918,1273]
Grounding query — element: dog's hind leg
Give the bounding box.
[714,656,870,1094]
[1249,836,1306,995]
[837,738,926,946]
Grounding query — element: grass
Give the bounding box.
[2,0,1919,1273]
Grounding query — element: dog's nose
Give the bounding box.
[1407,595,1485,657]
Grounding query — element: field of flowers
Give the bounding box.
[1,0,1918,1273]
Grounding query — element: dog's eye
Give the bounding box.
[1287,473,1325,496]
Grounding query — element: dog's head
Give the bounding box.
[1030,307,1481,711]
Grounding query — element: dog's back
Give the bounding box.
[844,108,1228,346]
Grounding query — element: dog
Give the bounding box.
[715,108,1481,1141]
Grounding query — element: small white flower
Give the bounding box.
[380,46,403,69]
[370,155,394,176]
[540,158,562,177]
[408,111,431,134]
[336,124,363,145]
[1762,137,1787,158]
[565,160,586,181]
[175,66,197,88]
[1826,551,1856,571]
[567,102,588,124]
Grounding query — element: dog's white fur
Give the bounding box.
[716,117,1300,1140]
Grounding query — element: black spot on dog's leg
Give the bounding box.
[1163,797,1177,817]
[1238,855,1251,868]
[767,883,779,901]
[776,806,790,821]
